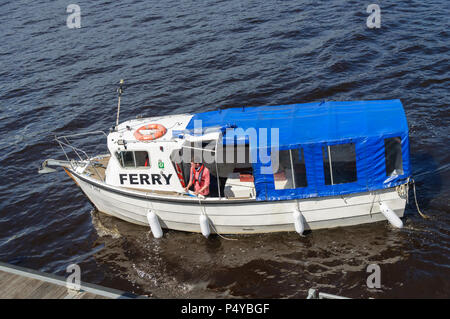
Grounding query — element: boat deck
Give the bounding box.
[85,155,109,181]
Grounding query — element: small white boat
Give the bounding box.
[40,82,411,236]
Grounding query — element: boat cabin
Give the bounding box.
[104,99,410,201]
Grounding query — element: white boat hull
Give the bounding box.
[70,170,406,234]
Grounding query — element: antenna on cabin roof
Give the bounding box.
[115,79,124,128]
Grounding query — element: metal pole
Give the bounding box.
[289,149,296,188]
[327,145,334,185]
[215,138,221,198]
[115,79,124,127]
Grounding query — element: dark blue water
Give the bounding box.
[0,0,449,298]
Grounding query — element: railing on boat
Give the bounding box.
[49,131,109,182]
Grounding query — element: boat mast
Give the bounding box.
[115,79,124,128]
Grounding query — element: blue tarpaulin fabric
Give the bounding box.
[185,100,410,201]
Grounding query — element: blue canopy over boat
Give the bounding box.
[185,99,410,201]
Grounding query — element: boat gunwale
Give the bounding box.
[70,168,257,205]
[70,168,404,207]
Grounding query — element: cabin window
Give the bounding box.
[135,151,150,167]
[322,143,357,185]
[384,137,403,176]
[116,151,150,168]
[272,148,307,189]
[121,151,135,167]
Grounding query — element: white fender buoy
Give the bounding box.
[293,209,305,235]
[146,210,163,238]
[199,214,211,238]
[379,202,403,228]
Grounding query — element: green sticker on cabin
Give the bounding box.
[158,160,164,169]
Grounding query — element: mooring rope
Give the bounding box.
[410,178,430,219]
[197,197,238,241]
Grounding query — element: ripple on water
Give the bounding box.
[0,0,448,298]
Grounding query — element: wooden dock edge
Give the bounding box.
[0,261,147,299]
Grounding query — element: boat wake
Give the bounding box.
[90,209,121,239]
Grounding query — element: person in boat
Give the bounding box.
[184,159,210,196]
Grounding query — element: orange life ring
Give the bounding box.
[134,123,167,141]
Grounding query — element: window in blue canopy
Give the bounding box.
[385,137,404,176]
[272,150,292,190]
[292,148,307,188]
[322,143,357,185]
[271,148,307,190]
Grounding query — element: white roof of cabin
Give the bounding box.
[110,113,194,144]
